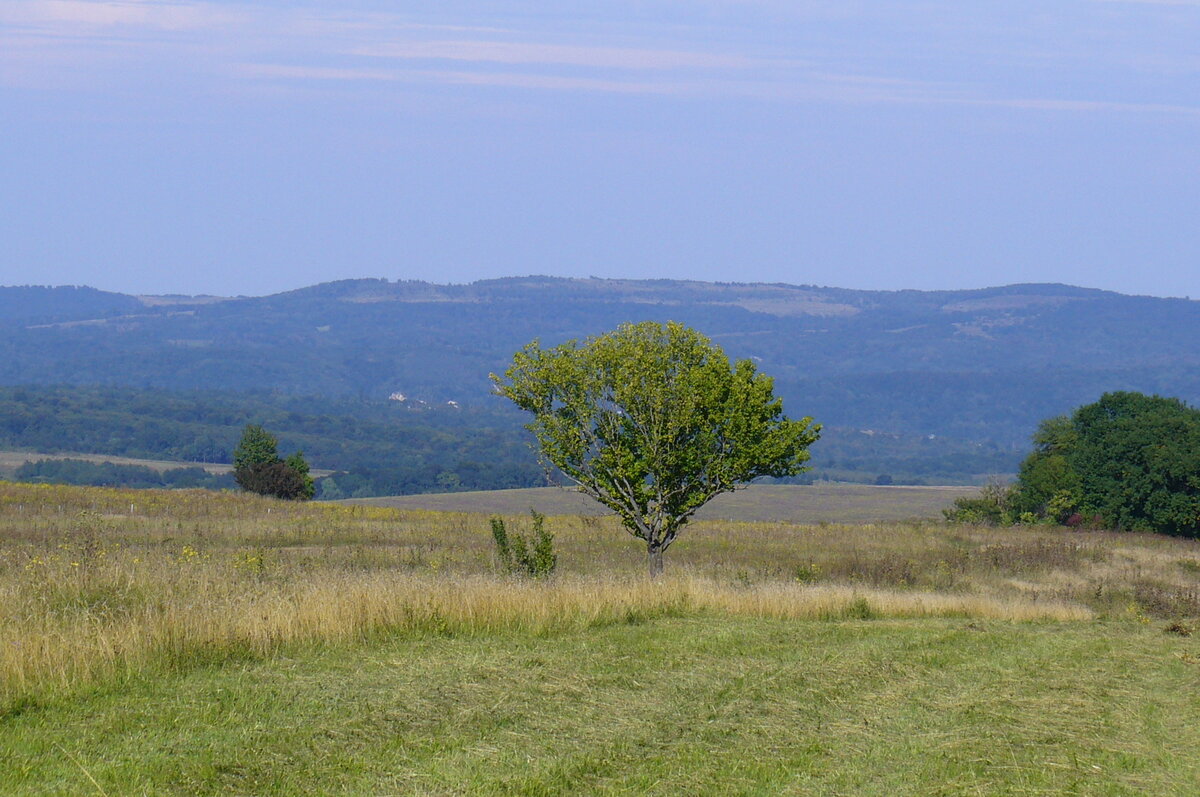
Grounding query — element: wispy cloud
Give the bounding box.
[421,70,693,96]
[234,62,768,98]
[967,96,1200,116]
[353,40,757,71]
[2,0,1198,119]
[1,0,243,32]
[235,64,401,83]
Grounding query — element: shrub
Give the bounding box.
[233,425,314,501]
[490,510,556,578]
[943,481,1015,525]
[236,462,310,501]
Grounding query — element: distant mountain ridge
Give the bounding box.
[3,277,1199,456]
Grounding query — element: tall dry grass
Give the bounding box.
[3,481,1199,714]
[1,560,1088,716]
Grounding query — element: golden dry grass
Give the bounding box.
[3,480,1199,715]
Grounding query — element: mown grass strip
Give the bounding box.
[3,616,1199,795]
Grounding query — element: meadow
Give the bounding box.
[0,450,233,480]
[348,482,977,524]
[3,481,1200,793]
[0,449,337,481]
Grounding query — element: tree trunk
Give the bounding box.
[648,544,664,579]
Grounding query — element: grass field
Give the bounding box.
[0,450,234,478]
[0,450,336,480]
[7,618,1200,795]
[3,481,1200,793]
[347,483,978,524]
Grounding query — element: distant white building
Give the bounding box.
[389,392,406,402]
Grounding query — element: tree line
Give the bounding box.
[0,384,1014,495]
[13,459,235,490]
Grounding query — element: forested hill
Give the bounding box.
[3,278,1198,450]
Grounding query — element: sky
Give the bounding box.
[2,0,1199,298]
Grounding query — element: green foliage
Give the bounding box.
[490,511,556,578]
[13,458,231,489]
[844,596,876,620]
[1071,392,1200,535]
[0,385,544,498]
[943,481,1016,525]
[13,459,234,490]
[284,451,316,500]
[237,461,311,501]
[951,392,1200,537]
[0,381,1034,493]
[1008,416,1082,522]
[233,425,279,471]
[493,321,820,576]
[234,426,313,501]
[1045,489,1079,524]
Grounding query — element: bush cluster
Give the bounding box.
[946,392,1200,537]
[233,425,314,501]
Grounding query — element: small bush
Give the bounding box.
[793,562,822,583]
[490,510,556,578]
[943,481,1015,525]
[845,597,876,620]
[236,462,310,501]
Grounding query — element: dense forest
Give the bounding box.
[0,386,1019,494]
[0,386,541,497]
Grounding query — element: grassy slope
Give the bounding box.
[5,618,1200,795]
[346,483,978,524]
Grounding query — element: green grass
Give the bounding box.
[5,482,1200,794]
[4,617,1200,795]
[346,483,978,524]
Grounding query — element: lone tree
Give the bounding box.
[233,425,315,500]
[492,321,820,576]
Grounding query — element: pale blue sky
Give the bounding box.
[2,0,1198,297]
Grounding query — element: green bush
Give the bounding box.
[490,510,556,578]
[943,481,1015,525]
[947,392,1200,537]
[233,425,314,501]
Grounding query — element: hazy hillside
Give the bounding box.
[2,277,1198,488]
[5,278,1198,435]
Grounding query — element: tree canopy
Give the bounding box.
[948,391,1200,536]
[1070,392,1200,535]
[492,321,820,576]
[233,425,315,500]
